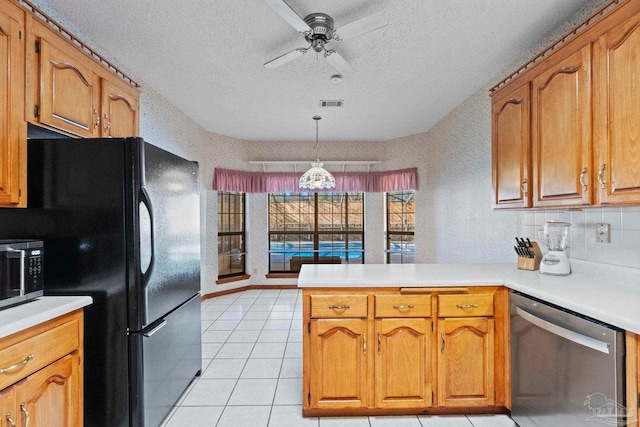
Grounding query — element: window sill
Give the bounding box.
[265,273,299,279]
[216,274,250,285]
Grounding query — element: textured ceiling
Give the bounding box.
[38,0,603,142]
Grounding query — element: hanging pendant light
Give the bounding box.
[299,115,336,190]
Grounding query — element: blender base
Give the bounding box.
[539,251,571,276]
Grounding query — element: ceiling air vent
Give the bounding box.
[320,100,344,107]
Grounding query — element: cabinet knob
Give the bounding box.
[20,403,29,427]
[0,354,34,374]
[5,413,16,427]
[93,109,100,129]
[521,178,528,196]
[580,167,588,192]
[456,304,478,309]
[597,164,606,189]
[104,114,111,134]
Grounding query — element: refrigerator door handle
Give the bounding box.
[139,186,155,279]
[143,320,167,337]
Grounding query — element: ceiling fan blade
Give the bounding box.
[264,48,307,69]
[266,0,311,33]
[325,50,353,75]
[333,11,388,41]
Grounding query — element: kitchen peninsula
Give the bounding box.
[298,262,640,418]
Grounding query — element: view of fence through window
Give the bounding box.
[268,192,364,272]
[217,191,246,278]
[386,190,415,263]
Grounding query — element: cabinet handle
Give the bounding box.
[328,305,350,310]
[456,304,478,309]
[392,304,414,310]
[93,109,100,129]
[0,354,34,374]
[580,167,588,192]
[598,163,606,189]
[377,333,381,354]
[440,333,445,353]
[521,178,528,196]
[20,404,29,427]
[104,114,111,134]
[363,333,366,354]
[5,413,16,427]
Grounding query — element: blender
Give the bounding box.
[539,221,571,276]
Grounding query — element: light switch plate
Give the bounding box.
[596,223,610,243]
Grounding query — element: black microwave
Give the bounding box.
[0,240,44,310]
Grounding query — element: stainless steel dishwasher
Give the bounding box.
[510,291,625,427]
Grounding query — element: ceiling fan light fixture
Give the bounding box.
[299,116,336,190]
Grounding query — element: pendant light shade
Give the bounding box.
[299,116,336,190]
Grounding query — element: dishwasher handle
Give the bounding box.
[513,305,610,354]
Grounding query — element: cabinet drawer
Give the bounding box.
[438,293,494,317]
[310,295,368,318]
[0,317,80,390]
[375,295,431,317]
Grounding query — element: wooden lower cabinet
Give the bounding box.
[437,317,494,407]
[303,287,507,416]
[309,318,369,409]
[0,310,84,427]
[375,318,432,408]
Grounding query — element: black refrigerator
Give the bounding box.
[0,137,202,427]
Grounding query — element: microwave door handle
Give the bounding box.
[7,249,26,296]
[514,305,610,354]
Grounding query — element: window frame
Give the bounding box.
[386,190,415,264]
[217,191,246,279]
[268,192,365,273]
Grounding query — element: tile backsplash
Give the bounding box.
[519,206,640,269]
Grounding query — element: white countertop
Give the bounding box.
[0,296,93,340]
[298,261,640,335]
[298,263,515,287]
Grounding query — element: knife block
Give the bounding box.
[517,242,543,271]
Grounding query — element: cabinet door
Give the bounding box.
[309,319,369,409]
[531,44,593,207]
[375,318,432,408]
[491,82,531,208]
[36,35,99,138]
[100,78,139,137]
[0,3,25,206]
[438,317,494,407]
[594,11,640,204]
[14,353,80,427]
[0,386,17,427]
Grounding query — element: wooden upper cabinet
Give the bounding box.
[26,17,140,139]
[491,82,531,208]
[531,44,593,207]
[374,318,432,409]
[100,77,139,138]
[30,27,100,138]
[0,1,26,207]
[594,10,640,205]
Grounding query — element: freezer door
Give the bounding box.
[129,293,202,427]
[133,140,201,328]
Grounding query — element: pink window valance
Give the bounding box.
[213,167,418,193]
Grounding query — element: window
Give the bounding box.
[217,192,246,278]
[386,190,415,264]
[268,192,364,273]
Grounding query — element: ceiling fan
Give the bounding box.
[264,0,388,75]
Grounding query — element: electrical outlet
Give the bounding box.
[253,267,258,274]
[596,223,610,243]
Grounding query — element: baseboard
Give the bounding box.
[201,284,299,300]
